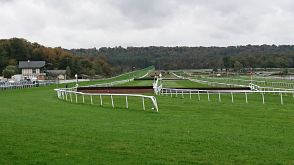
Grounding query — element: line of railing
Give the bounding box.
[192,76,294,89]
[172,72,249,88]
[0,81,56,91]
[249,83,294,92]
[160,87,294,105]
[54,88,159,112]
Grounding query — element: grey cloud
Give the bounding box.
[1,0,294,48]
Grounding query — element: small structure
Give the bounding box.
[18,60,46,81]
[47,70,67,80]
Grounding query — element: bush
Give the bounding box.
[2,65,18,78]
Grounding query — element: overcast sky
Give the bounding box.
[1,0,294,48]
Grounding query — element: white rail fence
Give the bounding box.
[160,88,294,105]
[249,83,294,93]
[54,88,159,112]
[172,72,249,88]
[194,76,294,89]
[173,72,294,93]
[0,81,56,91]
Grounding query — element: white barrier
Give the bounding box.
[194,76,294,89]
[0,81,56,91]
[54,88,159,112]
[249,83,294,93]
[172,72,249,88]
[161,87,294,105]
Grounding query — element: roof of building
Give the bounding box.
[19,61,46,69]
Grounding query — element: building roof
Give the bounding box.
[19,61,46,69]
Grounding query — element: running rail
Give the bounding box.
[54,88,159,112]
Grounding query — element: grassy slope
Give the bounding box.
[69,66,154,87]
[1,71,294,164]
[163,80,211,88]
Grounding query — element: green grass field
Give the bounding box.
[1,70,294,164]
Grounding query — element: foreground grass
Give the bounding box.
[1,84,294,164]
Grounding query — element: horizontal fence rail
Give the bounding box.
[172,72,250,88]
[160,87,294,105]
[54,88,159,112]
[249,83,294,92]
[0,81,56,91]
[187,75,294,89]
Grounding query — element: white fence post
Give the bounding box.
[142,97,145,110]
[207,91,210,102]
[111,95,114,108]
[125,96,128,109]
[262,92,265,104]
[190,91,192,100]
[100,95,103,106]
[198,91,200,101]
[90,95,93,104]
[218,92,221,103]
[280,93,284,105]
[231,92,234,103]
[245,92,248,103]
[70,93,73,102]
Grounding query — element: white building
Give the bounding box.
[18,60,46,81]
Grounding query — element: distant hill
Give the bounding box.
[68,45,294,71]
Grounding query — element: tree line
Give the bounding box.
[0,38,115,78]
[2,38,294,78]
[69,45,294,72]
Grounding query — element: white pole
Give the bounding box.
[70,93,72,102]
[218,92,221,102]
[280,93,284,105]
[65,92,68,101]
[90,95,93,104]
[207,91,210,102]
[198,91,200,101]
[176,90,178,97]
[190,91,192,100]
[100,95,103,106]
[245,92,248,103]
[111,95,114,108]
[82,95,85,103]
[262,92,265,104]
[142,97,145,110]
[231,92,234,103]
[182,90,184,98]
[75,94,78,103]
[126,96,128,109]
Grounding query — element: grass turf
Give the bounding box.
[1,78,294,164]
